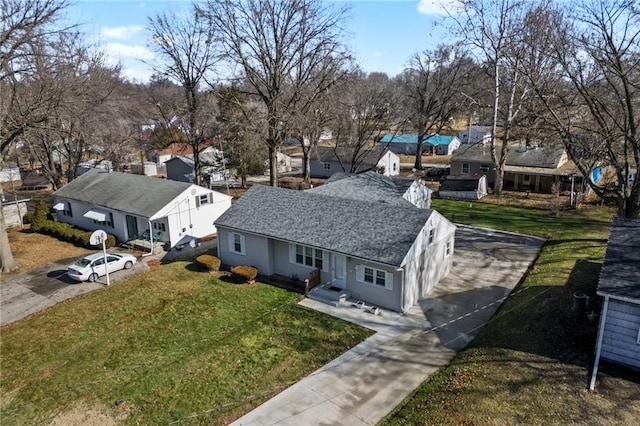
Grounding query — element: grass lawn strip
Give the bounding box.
[381,200,640,425]
[0,262,372,425]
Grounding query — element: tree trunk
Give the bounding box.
[414,135,423,170]
[269,145,278,187]
[0,207,19,273]
[490,61,503,196]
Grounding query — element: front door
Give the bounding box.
[332,254,347,289]
[126,215,138,239]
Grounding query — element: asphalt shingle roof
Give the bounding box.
[308,171,415,207]
[598,217,640,300]
[452,144,567,168]
[53,169,193,218]
[214,185,433,267]
[311,146,383,167]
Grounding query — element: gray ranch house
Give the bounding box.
[52,169,232,253]
[214,185,456,312]
[589,217,640,390]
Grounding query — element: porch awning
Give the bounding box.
[52,202,65,210]
[83,209,108,221]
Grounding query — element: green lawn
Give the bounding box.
[382,200,640,425]
[0,264,372,425]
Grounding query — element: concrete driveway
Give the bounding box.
[0,253,149,326]
[232,225,545,425]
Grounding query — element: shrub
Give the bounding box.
[22,211,34,225]
[31,199,49,230]
[32,218,116,248]
[231,265,258,283]
[196,254,221,272]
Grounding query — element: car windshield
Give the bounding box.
[74,258,92,267]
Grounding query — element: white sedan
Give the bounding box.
[67,252,137,282]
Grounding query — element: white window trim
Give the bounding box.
[461,163,470,174]
[446,239,452,256]
[228,232,246,255]
[356,265,393,290]
[637,325,640,345]
[288,243,327,271]
[428,227,435,245]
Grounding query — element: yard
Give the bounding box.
[381,200,640,425]
[0,260,372,425]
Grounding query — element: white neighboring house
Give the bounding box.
[52,169,232,252]
[458,126,492,145]
[309,146,400,178]
[0,164,21,183]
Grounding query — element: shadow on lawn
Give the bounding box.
[468,259,604,369]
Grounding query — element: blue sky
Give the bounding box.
[69,0,458,83]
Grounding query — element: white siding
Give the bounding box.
[600,300,640,368]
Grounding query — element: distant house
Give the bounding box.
[438,176,488,200]
[427,135,461,156]
[52,169,232,251]
[76,159,112,176]
[309,171,432,209]
[309,146,400,178]
[130,161,158,177]
[165,152,227,184]
[380,134,461,155]
[215,185,456,312]
[264,151,293,175]
[458,126,492,145]
[450,144,579,193]
[0,163,21,183]
[589,218,640,390]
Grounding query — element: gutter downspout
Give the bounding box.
[142,219,155,257]
[399,266,406,314]
[589,296,609,390]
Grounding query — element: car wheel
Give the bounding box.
[124,261,133,270]
[88,273,98,282]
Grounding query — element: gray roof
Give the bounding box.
[308,171,415,207]
[214,184,434,267]
[598,217,640,301]
[53,169,192,217]
[311,146,384,167]
[451,144,567,168]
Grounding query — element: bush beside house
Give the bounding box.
[231,266,258,284]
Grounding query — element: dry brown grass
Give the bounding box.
[2,225,91,280]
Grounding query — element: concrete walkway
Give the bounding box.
[232,226,544,425]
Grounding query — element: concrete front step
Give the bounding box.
[307,286,351,307]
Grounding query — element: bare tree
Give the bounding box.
[203,0,351,186]
[217,84,267,187]
[147,6,219,185]
[456,0,532,195]
[330,70,399,173]
[399,43,473,170]
[0,0,70,273]
[524,0,640,217]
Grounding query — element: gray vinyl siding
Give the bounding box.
[272,240,329,283]
[216,227,273,276]
[346,259,403,312]
[600,300,640,368]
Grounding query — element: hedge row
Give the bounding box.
[31,218,116,249]
[26,199,116,249]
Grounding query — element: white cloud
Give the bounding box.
[416,0,459,16]
[120,67,154,84]
[99,25,145,41]
[101,43,155,65]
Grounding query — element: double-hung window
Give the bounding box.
[357,265,393,290]
[228,232,246,255]
[461,163,470,174]
[292,244,323,269]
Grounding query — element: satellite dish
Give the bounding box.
[89,229,108,246]
[190,188,197,195]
